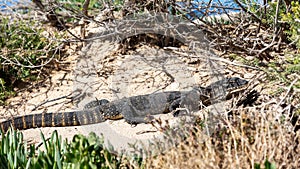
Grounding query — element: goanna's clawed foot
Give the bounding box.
[172,109,190,117]
[124,115,155,126]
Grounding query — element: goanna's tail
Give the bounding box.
[0,109,106,133]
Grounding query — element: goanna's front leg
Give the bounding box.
[168,97,188,117]
[84,99,110,109]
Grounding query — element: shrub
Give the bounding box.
[0,129,123,168]
[0,16,60,103]
[281,1,300,48]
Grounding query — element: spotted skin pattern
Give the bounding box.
[0,77,248,132]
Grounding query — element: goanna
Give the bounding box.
[0,77,248,132]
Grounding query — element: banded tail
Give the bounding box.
[0,109,108,133]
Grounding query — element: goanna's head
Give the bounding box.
[206,77,248,91]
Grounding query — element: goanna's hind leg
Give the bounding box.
[84,99,110,109]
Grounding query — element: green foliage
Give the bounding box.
[0,128,33,169]
[63,132,121,168]
[0,77,15,105]
[238,0,287,27]
[58,0,101,11]
[0,16,59,103]
[55,0,125,23]
[267,64,299,88]
[30,131,64,169]
[57,0,101,12]
[0,129,123,169]
[0,128,65,169]
[260,1,287,26]
[287,53,300,64]
[254,159,276,169]
[239,0,264,13]
[281,1,300,48]
[265,53,300,95]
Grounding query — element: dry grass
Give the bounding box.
[142,81,300,169]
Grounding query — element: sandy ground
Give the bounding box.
[0,20,252,154]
